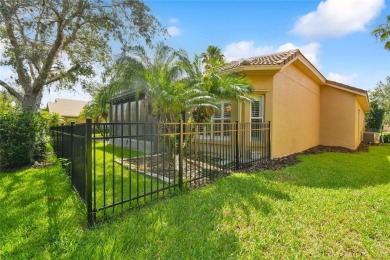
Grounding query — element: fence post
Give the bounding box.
[268,121,271,159]
[61,123,64,158]
[55,125,58,155]
[70,121,75,184]
[85,118,94,225]
[235,121,239,171]
[178,120,184,190]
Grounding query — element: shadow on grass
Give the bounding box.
[262,145,390,189]
[44,166,72,257]
[0,165,85,259]
[66,173,290,258]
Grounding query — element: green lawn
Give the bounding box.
[92,142,166,218]
[1,145,389,258]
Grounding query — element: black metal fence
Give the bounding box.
[51,119,271,224]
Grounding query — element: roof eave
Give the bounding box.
[289,55,327,85]
[324,82,370,112]
[357,94,370,112]
[221,65,281,75]
[324,82,368,97]
[61,114,81,118]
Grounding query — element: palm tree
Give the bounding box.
[372,15,390,50]
[177,47,253,122]
[177,53,218,120]
[81,86,113,123]
[106,43,252,159]
[108,42,191,159]
[201,45,225,69]
[108,42,187,123]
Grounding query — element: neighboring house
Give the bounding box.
[110,49,370,158]
[46,98,89,124]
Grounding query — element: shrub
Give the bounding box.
[382,133,390,143]
[365,101,385,132]
[0,110,47,171]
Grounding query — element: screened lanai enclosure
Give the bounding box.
[109,91,159,154]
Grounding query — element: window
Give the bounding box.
[251,96,264,140]
[212,102,231,137]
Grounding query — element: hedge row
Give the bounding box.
[0,110,47,171]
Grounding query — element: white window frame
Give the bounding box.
[211,101,232,138]
[250,95,265,141]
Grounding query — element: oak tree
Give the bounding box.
[0,0,164,111]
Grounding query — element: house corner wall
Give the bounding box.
[320,86,357,149]
[271,64,321,158]
[355,100,365,148]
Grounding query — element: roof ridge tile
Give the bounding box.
[221,49,299,71]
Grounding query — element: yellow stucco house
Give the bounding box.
[46,98,89,124]
[221,49,370,159]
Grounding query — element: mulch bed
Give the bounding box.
[118,154,230,187]
[242,143,369,172]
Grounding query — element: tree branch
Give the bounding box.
[0,80,23,101]
[62,1,87,49]
[63,19,82,49]
[15,13,36,80]
[32,1,85,94]
[43,64,80,86]
[31,14,65,94]
[0,0,31,92]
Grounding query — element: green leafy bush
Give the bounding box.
[0,110,47,171]
[365,101,385,132]
[382,133,390,143]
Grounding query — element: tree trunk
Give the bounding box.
[102,112,108,122]
[21,89,43,112]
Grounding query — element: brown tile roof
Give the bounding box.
[47,98,89,118]
[325,80,368,95]
[221,49,300,71]
[220,49,368,95]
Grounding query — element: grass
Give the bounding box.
[93,141,145,159]
[1,145,389,258]
[92,142,166,218]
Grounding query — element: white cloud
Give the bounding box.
[223,41,320,67]
[167,26,181,37]
[291,0,385,38]
[169,18,179,24]
[328,72,358,85]
[224,41,273,61]
[167,18,181,37]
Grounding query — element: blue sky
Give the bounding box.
[35,0,390,105]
